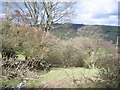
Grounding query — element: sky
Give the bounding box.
[0,0,119,26]
[73,0,119,26]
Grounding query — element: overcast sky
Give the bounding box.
[73,0,119,26]
[0,0,119,26]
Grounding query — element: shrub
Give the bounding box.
[1,20,59,60]
[45,49,63,67]
[1,20,19,59]
[96,54,119,88]
[61,40,85,67]
[70,34,117,69]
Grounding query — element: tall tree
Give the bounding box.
[3,1,76,31]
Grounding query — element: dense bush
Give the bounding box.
[1,20,59,60]
[44,39,85,67]
[1,20,118,70]
[61,41,84,67]
[71,30,117,68]
[45,49,63,67]
[96,54,119,88]
[1,20,60,74]
[1,20,19,59]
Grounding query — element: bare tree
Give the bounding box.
[3,1,76,31]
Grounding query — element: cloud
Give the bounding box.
[0,0,119,26]
[0,14,6,18]
[72,0,119,26]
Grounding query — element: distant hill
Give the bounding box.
[51,23,118,43]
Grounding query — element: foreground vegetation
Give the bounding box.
[0,20,119,88]
[2,67,103,88]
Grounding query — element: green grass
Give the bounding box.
[2,67,100,88]
[2,78,21,88]
[25,79,43,88]
[17,54,25,61]
[41,67,98,81]
[25,67,99,87]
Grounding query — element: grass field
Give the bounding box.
[26,68,99,88]
[2,67,101,88]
